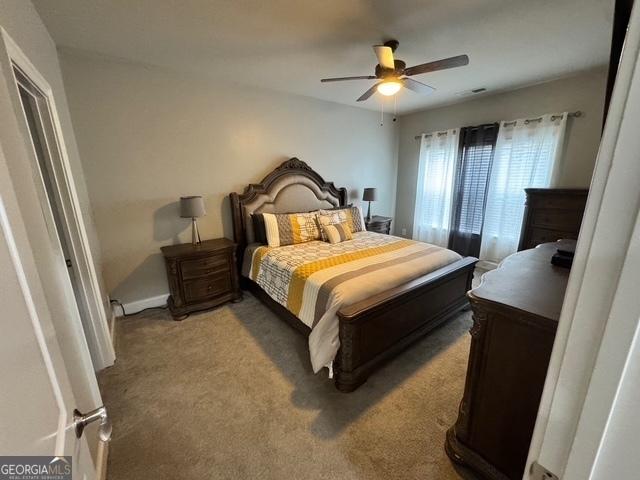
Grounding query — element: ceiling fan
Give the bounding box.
[320,40,469,102]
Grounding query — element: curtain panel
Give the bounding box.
[480,113,568,264]
[448,123,499,257]
[412,129,459,246]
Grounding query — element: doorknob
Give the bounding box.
[73,406,112,442]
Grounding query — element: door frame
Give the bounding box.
[525,3,640,478]
[1,27,115,370]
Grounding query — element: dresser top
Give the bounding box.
[470,241,574,322]
[161,238,235,258]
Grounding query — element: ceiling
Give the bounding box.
[33,0,613,114]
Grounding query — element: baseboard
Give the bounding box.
[475,260,498,271]
[96,440,109,480]
[108,303,117,350]
[116,294,169,316]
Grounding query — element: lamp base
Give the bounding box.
[366,201,372,222]
[191,217,202,246]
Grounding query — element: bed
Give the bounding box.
[230,158,477,392]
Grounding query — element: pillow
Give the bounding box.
[262,212,321,247]
[322,222,353,244]
[324,203,354,211]
[251,213,267,245]
[316,206,365,240]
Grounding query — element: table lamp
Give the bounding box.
[180,196,205,245]
[362,188,378,222]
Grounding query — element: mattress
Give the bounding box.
[243,231,462,372]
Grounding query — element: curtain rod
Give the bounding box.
[414,110,582,140]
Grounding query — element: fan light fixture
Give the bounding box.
[377,80,402,96]
[319,39,469,102]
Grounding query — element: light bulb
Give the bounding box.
[377,80,402,96]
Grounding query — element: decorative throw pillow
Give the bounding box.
[316,206,365,240]
[324,203,354,211]
[262,212,321,247]
[322,222,353,244]
[251,213,268,245]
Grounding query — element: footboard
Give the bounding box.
[334,256,477,392]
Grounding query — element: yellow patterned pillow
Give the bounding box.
[322,222,353,244]
[316,206,365,240]
[262,212,321,247]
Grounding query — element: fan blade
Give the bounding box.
[404,54,469,76]
[373,45,395,69]
[402,77,435,94]
[321,75,377,82]
[357,82,382,102]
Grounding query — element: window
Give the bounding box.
[448,124,498,257]
[412,129,459,247]
[480,114,567,264]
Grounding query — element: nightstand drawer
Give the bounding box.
[181,253,229,280]
[364,216,392,235]
[183,271,232,303]
[367,223,391,234]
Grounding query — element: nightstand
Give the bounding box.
[365,215,392,234]
[161,238,241,319]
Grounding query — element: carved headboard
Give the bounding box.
[229,158,347,267]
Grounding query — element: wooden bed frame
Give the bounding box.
[230,158,477,392]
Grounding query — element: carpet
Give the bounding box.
[99,293,476,479]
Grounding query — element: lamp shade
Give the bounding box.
[362,188,378,202]
[180,196,206,218]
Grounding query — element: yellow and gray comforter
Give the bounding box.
[244,231,462,372]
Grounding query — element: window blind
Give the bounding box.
[448,123,498,257]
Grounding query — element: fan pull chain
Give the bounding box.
[393,95,397,122]
[380,99,384,126]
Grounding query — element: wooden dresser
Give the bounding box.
[518,188,588,251]
[365,215,392,234]
[445,241,572,480]
[161,238,241,319]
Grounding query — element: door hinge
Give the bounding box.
[530,461,559,480]
[65,258,72,268]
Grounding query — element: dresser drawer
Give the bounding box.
[528,194,587,211]
[527,227,576,249]
[181,253,229,280]
[183,271,232,303]
[531,209,583,231]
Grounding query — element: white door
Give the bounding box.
[525,4,640,479]
[0,141,95,477]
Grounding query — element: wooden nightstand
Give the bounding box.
[365,215,392,234]
[161,238,241,319]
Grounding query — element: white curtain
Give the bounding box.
[480,113,567,264]
[412,129,459,246]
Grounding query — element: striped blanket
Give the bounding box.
[245,231,462,372]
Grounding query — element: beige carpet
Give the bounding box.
[100,293,477,480]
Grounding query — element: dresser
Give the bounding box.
[365,215,392,234]
[161,238,241,319]
[518,188,588,251]
[445,241,572,480]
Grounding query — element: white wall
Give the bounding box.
[59,50,398,306]
[394,68,607,236]
[0,0,108,462]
